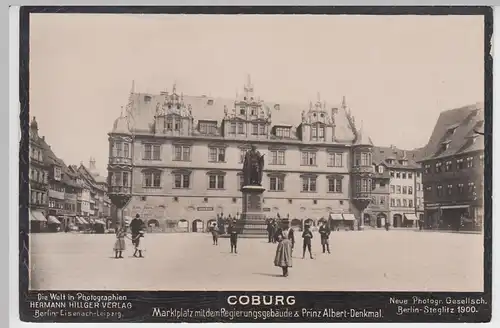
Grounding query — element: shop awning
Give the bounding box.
[329,213,344,221]
[441,205,470,210]
[342,214,356,221]
[404,213,419,221]
[94,219,106,225]
[30,210,47,222]
[77,217,88,225]
[48,216,61,224]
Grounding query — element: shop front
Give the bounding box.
[30,210,47,232]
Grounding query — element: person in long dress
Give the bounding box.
[113,226,126,259]
[274,232,293,277]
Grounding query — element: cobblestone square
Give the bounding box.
[29,230,483,292]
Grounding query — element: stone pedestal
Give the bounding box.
[238,185,267,238]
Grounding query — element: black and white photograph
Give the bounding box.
[19,7,492,323]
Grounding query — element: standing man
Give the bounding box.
[227,219,239,254]
[319,221,331,254]
[130,214,144,248]
[301,224,314,259]
[267,220,274,243]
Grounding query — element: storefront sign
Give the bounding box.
[263,207,271,212]
[197,207,214,211]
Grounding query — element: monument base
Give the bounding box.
[238,185,268,238]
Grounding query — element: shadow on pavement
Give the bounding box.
[253,272,283,278]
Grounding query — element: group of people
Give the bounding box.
[209,219,239,253]
[113,214,146,259]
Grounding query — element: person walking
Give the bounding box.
[319,221,331,254]
[130,214,144,248]
[301,224,314,259]
[274,232,293,277]
[267,220,274,243]
[227,220,239,254]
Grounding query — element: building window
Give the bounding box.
[445,161,452,172]
[402,172,407,179]
[466,156,474,168]
[416,183,421,191]
[479,154,484,166]
[396,199,401,207]
[435,162,443,173]
[301,151,316,166]
[209,147,226,162]
[409,199,413,207]
[468,182,475,194]
[437,185,443,197]
[447,184,453,196]
[380,196,385,205]
[377,166,384,174]
[408,172,413,179]
[173,172,190,189]
[173,145,191,161]
[311,124,325,141]
[327,177,342,193]
[259,124,266,135]
[390,185,395,193]
[230,122,237,134]
[390,198,395,207]
[356,179,371,193]
[143,171,161,188]
[457,183,464,194]
[208,174,225,190]
[424,164,431,174]
[301,176,317,192]
[408,186,413,195]
[276,127,290,138]
[396,172,401,178]
[402,186,407,194]
[403,199,408,207]
[269,176,285,191]
[456,158,464,170]
[122,172,129,187]
[327,153,343,167]
[199,122,217,134]
[238,123,244,134]
[174,118,182,131]
[355,152,372,166]
[143,144,161,160]
[269,150,286,165]
[396,186,401,194]
[123,143,130,158]
[252,123,258,135]
[115,142,123,157]
[425,186,432,193]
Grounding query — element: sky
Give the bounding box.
[29,14,485,175]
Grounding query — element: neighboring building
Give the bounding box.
[419,103,484,231]
[29,117,49,232]
[61,165,81,229]
[108,78,376,232]
[365,146,424,228]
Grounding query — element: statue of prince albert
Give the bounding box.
[242,145,265,186]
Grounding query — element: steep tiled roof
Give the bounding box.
[419,103,484,161]
[372,146,421,170]
[112,90,358,143]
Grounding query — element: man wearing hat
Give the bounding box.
[227,219,239,254]
[130,214,144,248]
[301,222,314,259]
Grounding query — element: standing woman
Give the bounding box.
[113,226,127,259]
[210,222,219,246]
[274,232,293,277]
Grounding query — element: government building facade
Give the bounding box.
[107,78,388,232]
